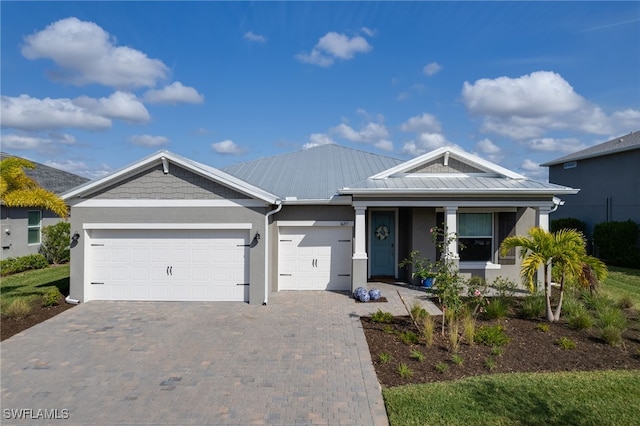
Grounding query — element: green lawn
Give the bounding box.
[383,370,640,426]
[601,266,640,306]
[0,264,70,307]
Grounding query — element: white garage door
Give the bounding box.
[278,226,352,290]
[87,229,249,301]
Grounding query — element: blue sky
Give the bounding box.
[1,1,639,180]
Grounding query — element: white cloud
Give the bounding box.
[401,133,450,157]
[211,139,245,155]
[73,91,150,123]
[129,134,170,147]
[519,158,546,179]
[360,27,376,37]
[332,122,389,143]
[143,82,204,104]
[400,113,442,133]
[374,139,394,151]
[1,94,111,131]
[0,132,76,156]
[475,138,501,155]
[303,133,335,149]
[528,137,587,153]
[423,62,442,76]
[296,31,372,67]
[396,92,409,102]
[46,159,112,179]
[460,70,634,139]
[244,31,266,43]
[21,17,169,89]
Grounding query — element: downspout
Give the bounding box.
[65,295,80,305]
[263,202,282,305]
[549,196,564,214]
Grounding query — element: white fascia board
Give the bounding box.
[280,196,353,205]
[353,200,560,208]
[69,199,268,208]
[83,223,253,230]
[276,220,354,227]
[61,150,279,204]
[340,187,580,196]
[369,146,526,180]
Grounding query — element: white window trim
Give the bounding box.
[27,210,42,245]
[460,261,502,270]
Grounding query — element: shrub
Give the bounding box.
[371,309,394,323]
[595,306,627,346]
[383,325,395,335]
[484,298,509,319]
[398,363,413,378]
[519,294,546,319]
[536,323,550,332]
[550,217,586,234]
[4,298,32,318]
[599,325,624,347]
[410,349,425,362]
[475,325,510,347]
[484,357,497,370]
[593,220,640,268]
[411,303,427,323]
[449,320,460,353]
[39,222,71,264]
[567,309,594,330]
[42,287,63,307]
[399,331,420,345]
[0,254,49,276]
[462,313,476,346]
[561,294,584,317]
[616,295,635,310]
[490,346,504,357]
[490,276,519,298]
[581,292,615,312]
[451,354,463,366]
[434,362,448,373]
[378,352,391,364]
[556,337,577,350]
[422,315,435,347]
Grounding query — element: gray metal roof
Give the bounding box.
[222,144,403,200]
[541,130,640,166]
[0,152,90,195]
[340,175,578,195]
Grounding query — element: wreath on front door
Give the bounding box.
[375,225,390,240]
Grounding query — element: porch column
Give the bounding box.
[538,206,552,231]
[352,206,368,292]
[444,206,459,259]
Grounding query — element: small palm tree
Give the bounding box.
[501,227,606,322]
[0,157,67,218]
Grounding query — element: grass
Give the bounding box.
[0,264,69,308]
[383,370,640,426]
[601,266,640,307]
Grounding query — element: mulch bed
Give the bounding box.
[362,303,640,388]
[1,300,75,341]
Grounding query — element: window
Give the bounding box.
[28,210,42,245]
[458,213,492,261]
[563,161,577,169]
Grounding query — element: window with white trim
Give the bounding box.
[458,213,492,261]
[28,210,42,245]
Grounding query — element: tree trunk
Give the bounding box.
[553,274,565,321]
[544,264,554,322]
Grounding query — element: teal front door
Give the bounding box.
[370,211,395,276]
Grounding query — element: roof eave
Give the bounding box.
[339,188,580,196]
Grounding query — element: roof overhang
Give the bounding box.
[61,150,279,204]
[339,187,580,197]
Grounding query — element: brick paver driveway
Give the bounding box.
[1,291,392,425]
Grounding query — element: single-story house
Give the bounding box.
[1,152,89,259]
[541,130,640,239]
[62,144,578,304]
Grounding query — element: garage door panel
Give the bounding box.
[278,226,352,291]
[88,229,249,302]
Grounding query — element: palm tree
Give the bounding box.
[0,157,67,218]
[501,227,607,322]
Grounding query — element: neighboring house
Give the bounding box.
[541,130,640,239]
[0,153,89,259]
[62,144,577,304]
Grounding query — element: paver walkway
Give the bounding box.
[1,284,439,425]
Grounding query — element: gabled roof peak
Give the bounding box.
[370,145,525,180]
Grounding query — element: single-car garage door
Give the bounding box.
[278,226,352,291]
[87,229,249,302]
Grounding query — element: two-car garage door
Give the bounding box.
[87,229,249,302]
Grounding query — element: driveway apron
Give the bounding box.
[1,291,393,425]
